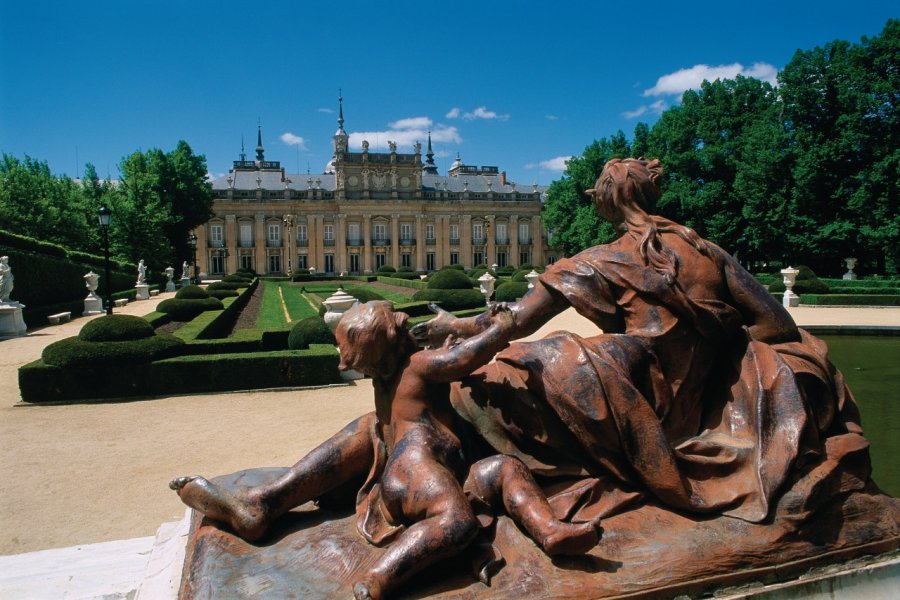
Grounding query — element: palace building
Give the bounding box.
[195,99,554,277]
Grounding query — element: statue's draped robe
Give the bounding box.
[448,237,868,525]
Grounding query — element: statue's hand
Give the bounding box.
[488,303,516,331]
[410,303,459,348]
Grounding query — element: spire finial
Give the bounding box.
[423,130,438,174]
[256,121,265,162]
[337,90,345,134]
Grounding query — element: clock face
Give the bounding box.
[348,175,359,186]
[400,176,411,187]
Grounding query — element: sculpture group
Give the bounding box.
[172,159,898,598]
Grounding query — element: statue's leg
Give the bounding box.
[171,412,376,541]
[465,455,601,555]
[354,459,479,599]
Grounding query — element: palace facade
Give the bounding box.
[195,101,554,277]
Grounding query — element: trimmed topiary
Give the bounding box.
[207,289,239,299]
[157,297,224,321]
[207,281,244,291]
[223,274,253,284]
[342,288,385,303]
[79,314,155,342]
[494,281,529,302]
[175,285,210,299]
[288,316,336,350]
[412,288,486,310]
[427,268,474,290]
[376,265,397,274]
[496,266,515,276]
[42,334,184,368]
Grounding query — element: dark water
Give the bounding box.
[820,335,900,497]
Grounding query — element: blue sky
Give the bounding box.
[1,1,896,186]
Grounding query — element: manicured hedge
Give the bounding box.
[19,345,341,403]
[175,285,210,299]
[207,281,245,291]
[207,289,239,299]
[798,294,900,306]
[393,301,434,318]
[376,265,397,274]
[376,276,428,290]
[79,314,154,342]
[494,281,529,302]
[41,334,184,368]
[428,268,475,290]
[288,316,336,349]
[412,288,486,310]
[157,297,224,322]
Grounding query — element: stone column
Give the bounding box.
[225,215,237,274]
[363,213,372,273]
[415,214,426,271]
[461,214,473,268]
[337,214,347,273]
[313,214,325,272]
[532,215,544,266]
[434,215,445,269]
[391,213,400,268]
[486,214,496,267]
[510,214,519,267]
[254,213,266,273]
[195,224,208,277]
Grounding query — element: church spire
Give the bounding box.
[333,90,349,155]
[255,121,265,162]
[423,130,438,174]
[240,136,246,162]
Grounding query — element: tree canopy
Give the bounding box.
[543,19,899,274]
[0,141,213,282]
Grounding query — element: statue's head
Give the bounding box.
[336,301,410,376]
[587,158,663,223]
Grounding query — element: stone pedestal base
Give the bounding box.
[165,280,176,292]
[83,293,103,316]
[783,291,800,307]
[135,285,150,300]
[178,468,900,600]
[844,272,858,281]
[0,303,27,338]
[180,277,190,288]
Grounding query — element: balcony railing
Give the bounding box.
[266,240,282,248]
[209,241,225,248]
[373,238,391,246]
[347,239,363,247]
[239,240,253,248]
[472,237,486,245]
[296,239,309,247]
[449,238,460,245]
[425,237,436,244]
[495,237,510,245]
[323,239,335,247]
[399,238,416,245]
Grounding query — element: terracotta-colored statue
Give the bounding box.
[173,301,598,599]
[172,158,897,599]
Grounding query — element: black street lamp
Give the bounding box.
[98,205,113,314]
[189,233,199,284]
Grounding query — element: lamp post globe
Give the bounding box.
[97,205,113,314]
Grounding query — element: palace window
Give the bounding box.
[297,224,308,243]
[324,224,334,242]
[210,224,223,247]
[401,253,412,268]
[496,222,508,244]
[472,223,483,244]
[518,222,530,244]
[348,223,360,244]
[374,223,387,242]
[267,224,281,246]
[240,224,252,247]
[425,224,435,241]
[240,253,253,271]
[473,251,484,266]
[497,251,507,267]
[400,223,413,243]
[375,253,386,269]
[519,251,530,266]
[449,224,459,242]
[349,254,360,273]
[297,254,307,270]
[426,252,435,271]
[324,254,334,273]
[450,252,459,266]
[268,254,281,274]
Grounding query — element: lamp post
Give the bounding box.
[282,214,293,276]
[98,205,113,314]
[189,233,199,284]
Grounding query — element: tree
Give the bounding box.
[542,129,646,255]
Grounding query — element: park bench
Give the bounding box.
[113,298,128,307]
[150,289,160,296]
[47,312,71,325]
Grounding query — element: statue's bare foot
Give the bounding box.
[169,475,267,541]
[540,518,602,556]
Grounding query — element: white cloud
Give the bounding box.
[280,132,307,149]
[206,171,227,181]
[348,121,461,151]
[390,116,433,129]
[545,114,559,121]
[623,100,668,120]
[446,105,510,122]
[526,156,572,172]
[643,62,778,96]
[317,107,334,114]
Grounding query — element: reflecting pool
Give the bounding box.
[821,334,900,497]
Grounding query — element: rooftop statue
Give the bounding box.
[171,158,898,599]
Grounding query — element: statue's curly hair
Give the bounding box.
[593,158,707,284]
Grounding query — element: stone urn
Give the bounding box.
[478,272,496,305]
[780,266,800,308]
[83,271,103,315]
[322,290,358,332]
[165,266,176,292]
[525,270,540,289]
[843,257,858,280]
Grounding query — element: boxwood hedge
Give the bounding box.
[80,314,155,342]
[412,288,485,310]
[41,333,184,368]
[288,316,336,349]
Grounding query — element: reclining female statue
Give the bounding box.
[172,158,875,597]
